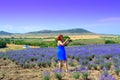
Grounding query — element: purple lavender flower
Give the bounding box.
[53,68,62,80]
[100,74,116,80]
[53,68,63,73]
[43,70,50,76]
[43,70,50,80]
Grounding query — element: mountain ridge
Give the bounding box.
[0,31,12,35]
[27,28,93,34]
[0,28,93,35]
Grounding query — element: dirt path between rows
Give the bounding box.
[0,59,120,80]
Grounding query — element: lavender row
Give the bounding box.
[0,44,120,69]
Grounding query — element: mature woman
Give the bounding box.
[57,34,70,72]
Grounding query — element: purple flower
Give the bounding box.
[43,70,50,76]
[53,68,63,73]
[100,74,116,80]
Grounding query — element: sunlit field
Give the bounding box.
[0,44,39,52]
[0,34,120,80]
[0,44,120,80]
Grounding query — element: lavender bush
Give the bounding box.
[43,71,50,80]
[53,68,62,80]
[73,72,80,80]
[0,44,120,79]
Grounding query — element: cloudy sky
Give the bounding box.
[0,0,120,34]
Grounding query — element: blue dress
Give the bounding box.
[57,45,67,60]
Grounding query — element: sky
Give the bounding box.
[0,0,120,34]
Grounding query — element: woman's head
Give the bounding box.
[57,34,63,41]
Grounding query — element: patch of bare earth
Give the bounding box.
[0,59,42,80]
[0,59,120,80]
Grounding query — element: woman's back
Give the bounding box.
[57,45,66,60]
[58,45,65,51]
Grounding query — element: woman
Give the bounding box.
[57,34,70,72]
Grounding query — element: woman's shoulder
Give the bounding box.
[58,40,62,44]
[57,41,62,46]
[58,40,62,42]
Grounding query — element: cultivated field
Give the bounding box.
[0,44,39,52]
[0,44,120,80]
[0,34,120,80]
[0,34,118,39]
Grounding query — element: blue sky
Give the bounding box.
[0,0,120,34]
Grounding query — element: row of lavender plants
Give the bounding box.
[0,47,57,68]
[0,44,120,79]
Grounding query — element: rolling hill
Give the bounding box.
[0,31,12,35]
[0,28,94,35]
[27,28,93,34]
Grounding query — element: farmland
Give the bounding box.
[0,34,120,80]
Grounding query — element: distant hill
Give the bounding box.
[27,28,93,34]
[0,31,12,35]
[0,28,93,35]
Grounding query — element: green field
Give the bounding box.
[0,34,120,49]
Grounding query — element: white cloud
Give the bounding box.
[99,17,120,22]
[0,24,14,32]
[0,24,48,33]
[80,22,120,35]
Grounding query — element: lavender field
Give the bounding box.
[0,44,120,80]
